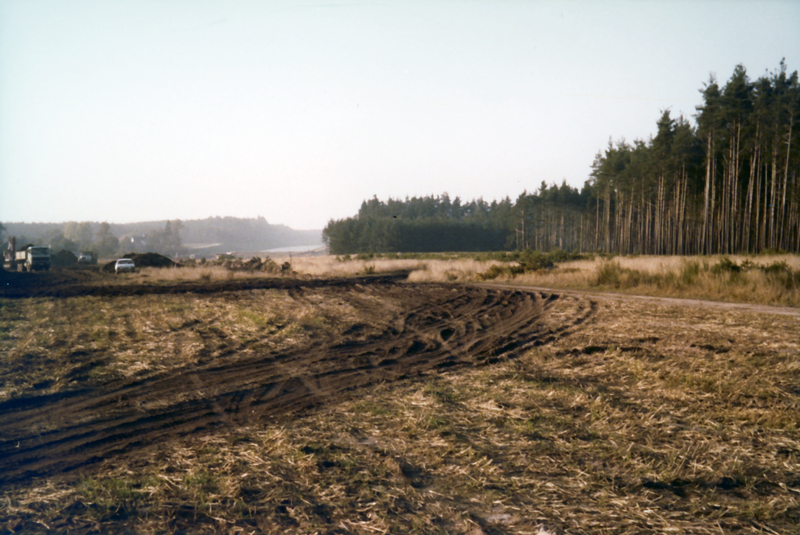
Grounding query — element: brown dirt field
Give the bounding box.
[0,279,592,485]
[0,268,412,299]
[0,274,797,534]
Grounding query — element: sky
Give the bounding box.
[1,1,799,230]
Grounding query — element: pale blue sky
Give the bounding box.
[1,0,798,229]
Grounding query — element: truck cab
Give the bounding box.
[16,246,51,272]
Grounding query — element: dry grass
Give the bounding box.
[131,255,504,283]
[273,255,510,283]
[119,252,800,307]
[1,288,798,533]
[0,288,392,404]
[555,255,800,307]
[273,255,430,278]
[597,254,800,273]
[268,254,800,307]
[127,266,274,282]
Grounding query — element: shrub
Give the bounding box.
[593,260,657,289]
[519,250,553,271]
[547,248,582,263]
[594,260,622,287]
[678,260,700,286]
[760,261,800,289]
[478,264,525,280]
[711,257,741,275]
[761,261,789,275]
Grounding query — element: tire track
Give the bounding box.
[0,282,595,484]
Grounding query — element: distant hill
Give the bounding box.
[176,217,322,254]
[2,217,323,256]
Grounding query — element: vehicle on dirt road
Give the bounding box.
[77,252,96,265]
[115,258,136,274]
[14,246,51,272]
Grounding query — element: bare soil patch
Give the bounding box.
[0,281,590,485]
[0,274,797,534]
[0,268,410,299]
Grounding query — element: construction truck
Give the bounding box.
[6,238,51,271]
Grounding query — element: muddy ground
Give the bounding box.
[0,271,798,533]
[0,267,409,299]
[0,278,592,485]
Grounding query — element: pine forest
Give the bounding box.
[324,62,800,255]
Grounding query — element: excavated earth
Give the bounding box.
[0,272,596,485]
[0,268,376,298]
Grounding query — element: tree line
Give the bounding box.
[323,195,514,253]
[1,221,184,258]
[1,216,324,258]
[324,61,800,255]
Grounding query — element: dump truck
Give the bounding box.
[15,245,51,272]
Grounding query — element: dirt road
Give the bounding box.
[0,279,596,484]
[476,282,800,317]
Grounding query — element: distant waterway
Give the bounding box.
[262,244,326,254]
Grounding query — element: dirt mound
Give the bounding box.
[129,252,180,268]
[50,249,78,267]
[102,252,179,272]
[0,267,106,291]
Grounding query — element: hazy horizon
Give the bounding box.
[1,0,798,230]
[1,214,322,231]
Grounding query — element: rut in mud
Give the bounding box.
[0,281,596,485]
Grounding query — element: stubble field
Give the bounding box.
[0,264,798,534]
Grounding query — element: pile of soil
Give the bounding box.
[0,268,106,292]
[50,250,78,268]
[101,252,180,273]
